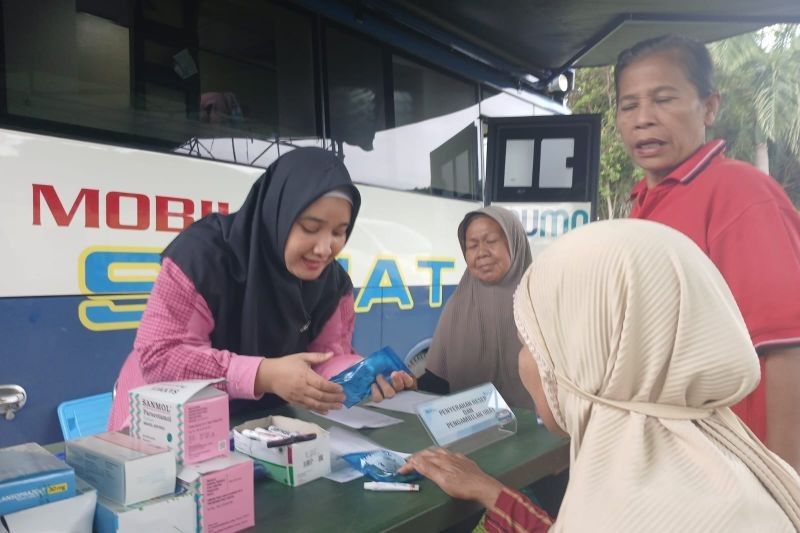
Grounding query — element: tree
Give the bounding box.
[710,24,800,206]
[568,67,640,219]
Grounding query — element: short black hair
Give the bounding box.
[614,35,715,103]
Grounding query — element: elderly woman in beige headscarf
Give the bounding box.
[419,206,533,409]
[400,219,800,532]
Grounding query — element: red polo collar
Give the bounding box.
[630,139,727,200]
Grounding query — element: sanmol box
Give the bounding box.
[178,453,254,533]
[130,379,229,465]
[0,442,75,515]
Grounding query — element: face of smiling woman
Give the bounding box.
[283,196,351,281]
[616,50,720,186]
[464,215,511,284]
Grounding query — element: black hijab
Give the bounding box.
[163,147,361,410]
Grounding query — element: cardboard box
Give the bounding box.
[0,477,96,533]
[0,442,75,515]
[129,379,230,465]
[94,487,196,533]
[65,431,175,506]
[178,452,254,533]
[233,415,330,487]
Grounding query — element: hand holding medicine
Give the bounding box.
[256,352,346,414]
[397,448,504,509]
[330,347,417,407]
[369,372,417,403]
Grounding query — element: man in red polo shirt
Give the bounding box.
[616,35,800,469]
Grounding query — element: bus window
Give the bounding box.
[392,55,477,128]
[326,26,388,152]
[325,27,481,198]
[2,0,317,145]
[429,124,480,201]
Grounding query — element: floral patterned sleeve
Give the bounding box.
[480,487,553,533]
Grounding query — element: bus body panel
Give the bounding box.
[0,127,592,445]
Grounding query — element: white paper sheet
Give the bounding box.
[325,466,364,483]
[323,426,411,483]
[365,390,441,414]
[315,405,404,429]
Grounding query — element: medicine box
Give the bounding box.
[94,487,196,533]
[178,452,254,533]
[0,442,75,515]
[129,378,229,464]
[65,431,175,506]
[233,415,330,487]
[0,476,94,533]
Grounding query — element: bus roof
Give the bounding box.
[376,0,800,86]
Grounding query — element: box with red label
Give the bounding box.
[178,452,254,533]
[129,379,229,465]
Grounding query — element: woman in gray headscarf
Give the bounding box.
[420,205,533,409]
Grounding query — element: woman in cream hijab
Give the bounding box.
[420,206,533,409]
[400,219,800,532]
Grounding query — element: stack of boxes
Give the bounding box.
[0,378,255,533]
[127,379,254,533]
[65,431,193,532]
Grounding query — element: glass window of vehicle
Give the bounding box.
[392,55,476,127]
[1,0,317,146]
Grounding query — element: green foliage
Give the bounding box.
[568,67,640,219]
[710,24,800,206]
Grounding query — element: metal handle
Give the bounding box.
[0,384,27,421]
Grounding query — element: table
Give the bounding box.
[238,404,569,533]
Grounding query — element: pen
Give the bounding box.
[288,432,317,443]
[243,427,318,447]
[363,482,420,492]
[262,426,318,444]
[267,433,317,447]
[243,428,293,447]
[266,437,295,448]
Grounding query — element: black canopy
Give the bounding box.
[380,0,800,85]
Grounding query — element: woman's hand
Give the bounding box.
[256,352,345,413]
[397,448,504,509]
[370,371,417,402]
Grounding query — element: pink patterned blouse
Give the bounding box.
[108,258,361,430]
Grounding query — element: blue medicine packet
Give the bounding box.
[330,346,411,407]
[342,450,421,483]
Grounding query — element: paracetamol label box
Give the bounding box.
[129,379,229,465]
[0,442,75,515]
[65,431,175,506]
[178,453,254,533]
[94,487,196,533]
[233,416,330,487]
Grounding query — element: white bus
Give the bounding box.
[0,0,605,446]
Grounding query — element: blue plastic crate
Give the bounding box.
[56,392,112,441]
